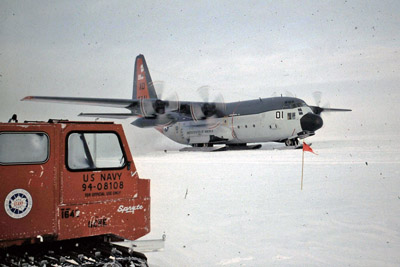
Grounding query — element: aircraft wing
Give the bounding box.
[309,106,352,114]
[22,96,136,109]
[320,108,352,112]
[22,96,225,118]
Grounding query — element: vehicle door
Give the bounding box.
[60,124,137,205]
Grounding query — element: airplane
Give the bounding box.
[22,54,351,151]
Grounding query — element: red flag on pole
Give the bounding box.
[301,142,317,190]
[303,142,317,155]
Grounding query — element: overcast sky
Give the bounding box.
[1,1,399,143]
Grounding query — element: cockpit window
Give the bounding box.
[283,100,306,109]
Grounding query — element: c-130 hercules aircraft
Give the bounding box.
[23,54,351,151]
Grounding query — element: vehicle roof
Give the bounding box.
[1,119,115,125]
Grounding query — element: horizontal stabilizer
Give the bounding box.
[78,113,134,119]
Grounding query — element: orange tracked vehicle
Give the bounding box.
[0,117,150,266]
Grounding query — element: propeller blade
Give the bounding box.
[196,85,211,102]
[190,103,205,121]
[165,92,180,112]
[285,91,295,97]
[214,93,226,116]
[312,91,322,106]
[152,81,165,99]
[139,99,156,117]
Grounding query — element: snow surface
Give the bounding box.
[133,135,400,266]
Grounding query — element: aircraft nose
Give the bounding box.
[300,113,323,132]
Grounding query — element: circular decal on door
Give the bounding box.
[4,189,33,219]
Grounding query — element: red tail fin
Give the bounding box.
[132,55,157,99]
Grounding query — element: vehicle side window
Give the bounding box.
[67,132,125,170]
[0,132,49,164]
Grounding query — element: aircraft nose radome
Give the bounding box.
[300,113,323,132]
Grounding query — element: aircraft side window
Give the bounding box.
[287,112,296,120]
[298,108,303,115]
[67,132,125,171]
[0,132,49,165]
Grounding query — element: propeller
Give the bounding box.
[311,91,330,115]
[138,81,180,126]
[310,91,351,115]
[312,91,322,106]
[190,86,226,122]
[153,81,180,114]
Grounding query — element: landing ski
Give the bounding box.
[180,144,262,152]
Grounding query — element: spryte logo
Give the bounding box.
[117,204,143,214]
[4,189,33,219]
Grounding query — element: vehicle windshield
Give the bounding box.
[67,132,125,170]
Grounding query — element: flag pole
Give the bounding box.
[301,148,304,190]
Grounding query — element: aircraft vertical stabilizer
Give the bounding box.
[133,54,158,100]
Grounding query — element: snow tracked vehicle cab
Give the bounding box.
[0,118,150,266]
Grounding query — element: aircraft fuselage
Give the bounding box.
[161,97,319,146]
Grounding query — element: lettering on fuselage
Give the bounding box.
[275,111,284,119]
[186,129,213,135]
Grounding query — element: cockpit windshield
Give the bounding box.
[282,99,307,109]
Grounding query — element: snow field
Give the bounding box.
[134,136,400,266]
